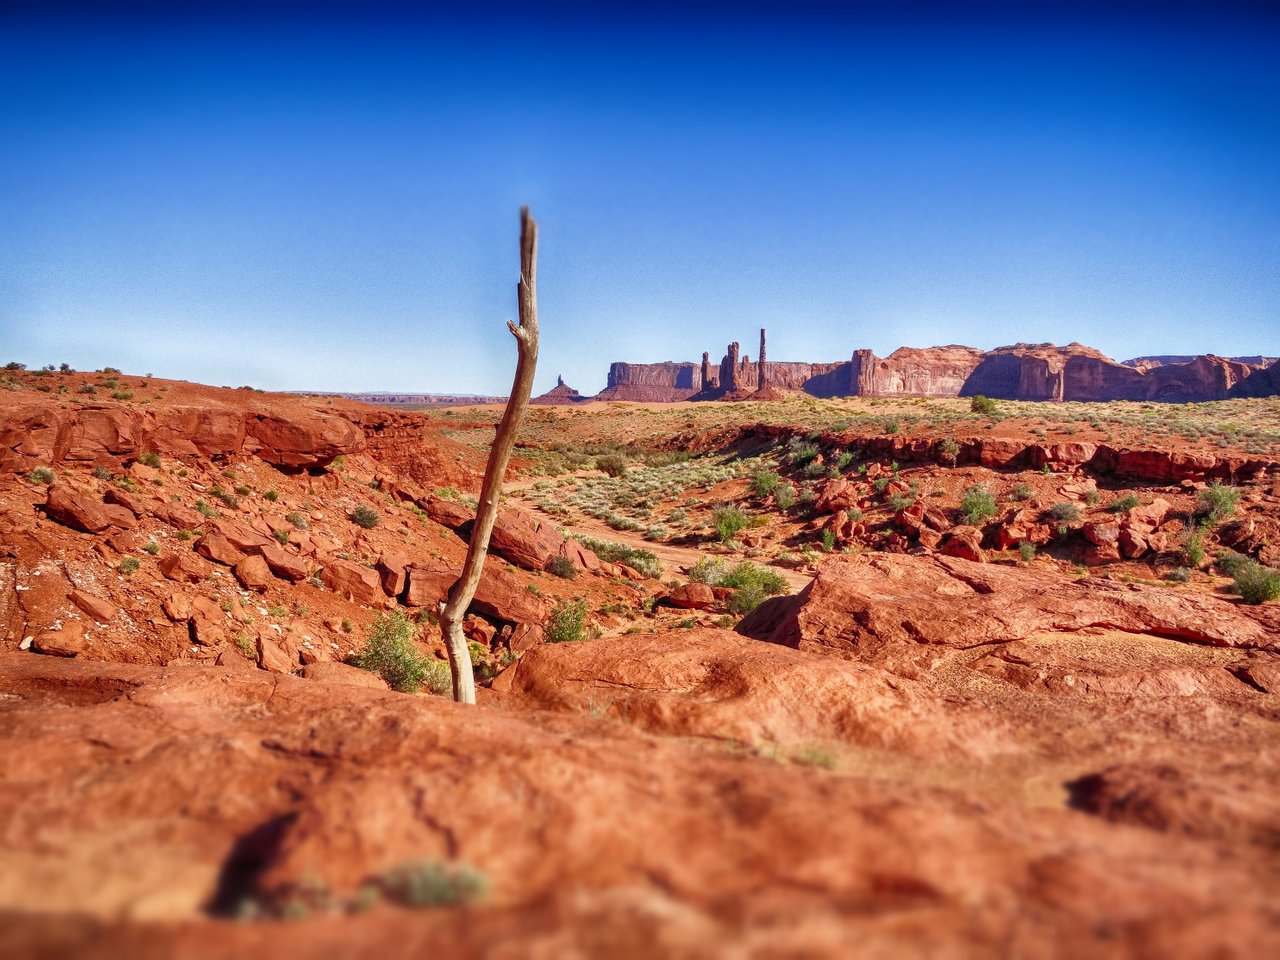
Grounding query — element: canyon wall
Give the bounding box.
[595,362,702,402]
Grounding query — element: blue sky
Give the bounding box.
[2,3,1277,394]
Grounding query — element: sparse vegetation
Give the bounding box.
[137,451,161,468]
[546,598,587,643]
[28,466,55,485]
[547,554,578,580]
[753,471,779,497]
[712,505,749,543]
[286,511,309,530]
[1232,560,1280,605]
[688,559,788,615]
[118,557,140,575]
[595,453,628,478]
[1108,494,1141,513]
[351,505,380,528]
[378,861,488,908]
[773,482,796,510]
[969,395,998,415]
[960,485,998,525]
[1195,482,1240,526]
[1018,542,1036,562]
[263,489,279,502]
[1048,502,1081,523]
[573,536,661,578]
[350,610,446,694]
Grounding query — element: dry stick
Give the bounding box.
[439,207,540,704]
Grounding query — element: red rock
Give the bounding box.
[404,563,548,625]
[194,531,246,566]
[1083,543,1121,566]
[321,559,383,605]
[299,661,388,689]
[189,596,227,646]
[256,634,296,673]
[68,589,117,623]
[1118,528,1150,559]
[256,543,309,583]
[557,538,601,573]
[423,497,474,530]
[244,408,365,468]
[212,519,275,553]
[666,583,715,610]
[489,507,564,571]
[1125,498,1171,533]
[153,502,204,531]
[102,486,143,517]
[158,551,213,584]
[940,526,984,563]
[815,479,860,514]
[894,502,926,533]
[162,592,193,621]
[43,486,111,533]
[464,614,496,647]
[63,407,140,461]
[31,622,88,657]
[376,550,410,597]
[151,405,245,457]
[1082,521,1120,547]
[102,504,137,529]
[234,555,273,592]
[918,528,943,551]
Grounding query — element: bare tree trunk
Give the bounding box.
[439,207,540,704]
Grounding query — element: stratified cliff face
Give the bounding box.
[854,346,986,397]
[1230,358,1280,399]
[595,362,701,402]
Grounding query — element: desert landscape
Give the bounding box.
[2,357,1279,957]
[4,3,1279,957]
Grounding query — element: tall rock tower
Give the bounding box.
[700,352,712,391]
[719,342,740,393]
[757,328,767,390]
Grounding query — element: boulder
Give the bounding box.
[940,526,984,563]
[404,563,549,625]
[321,559,383,605]
[158,551,213,584]
[234,555,273,593]
[424,497,475,530]
[244,408,365,468]
[68,590,117,623]
[44,486,111,534]
[489,507,564,571]
[195,531,246,567]
[256,543,309,583]
[376,550,411,597]
[299,661,388,689]
[31,622,88,658]
[665,583,716,610]
[1082,521,1120,547]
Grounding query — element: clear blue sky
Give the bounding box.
[2,3,1277,395]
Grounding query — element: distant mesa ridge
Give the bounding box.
[534,331,1280,404]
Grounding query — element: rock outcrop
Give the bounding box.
[530,375,587,405]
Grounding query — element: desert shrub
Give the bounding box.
[1196,482,1240,526]
[802,460,828,478]
[111,390,133,401]
[821,528,836,552]
[881,420,899,435]
[687,556,727,585]
[286,511,309,530]
[595,453,628,478]
[92,466,112,481]
[273,529,291,545]
[753,471,779,497]
[774,482,796,510]
[1084,490,1102,507]
[939,439,960,465]
[970,395,998,415]
[195,499,219,518]
[378,861,488,908]
[1108,494,1141,513]
[1183,526,1206,567]
[1232,560,1280,605]
[142,541,160,555]
[434,486,460,500]
[235,484,251,496]
[235,634,256,659]
[547,555,578,580]
[1164,566,1191,583]
[1018,541,1036,562]
[118,556,140,575]
[573,536,661,578]
[137,451,161,468]
[263,489,279,502]
[960,485,998,525]
[1048,502,1081,523]
[209,487,239,508]
[4,361,25,371]
[28,466,55,485]
[1011,483,1033,501]
[888,493,915,512]
[350,610,434,693]
[77,383,96,395]
[786,439,819,468]
[1215,550,1252,578]
[351,505,380,528]
[712,506,749,543]
[546,598,587,643]
[835,451,854,471]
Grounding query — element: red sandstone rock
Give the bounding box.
[299,660,388,689]
[1082,521,1120,547]
[489,507,564,571]
[158,551,213,584]
[376,550,410,597]
[404,563,548,625]
[243,409,365,468]
[194,531,246,567]
[423,497,474,530]
[31,622,87,657]
[940,526,984,562]
[322,559,383,605]
[256,543,309,583]
[234,555,273,592]
[68,589,117,623]
[665,583,715,610]
[43,486,111,533]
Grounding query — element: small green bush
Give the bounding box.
[378,861,488,908]
[1018,541,1036,562]
[1048,502,1081,523]
[1164,566,1191,583]
[547,555,578,580]
[595,453,628,478]
[351,505,380,528]
[195,499,219,518]
[28,466,55,485]
[1183,526,1206,567]
[286,511,309,530]
[960,485,998,525]
[573,536,661,578]
[235,484,251,496]
[712,506,749,543]
[1232,559,1280,605]
[350,610,434,693]
[753,471,779,497]
[1108,494,1141,513]
[835,451,854,471]
[774,482,796,510]
[820,528,836,552]
[970,395,998,415]
[787,439,819,468]
[888,493,915,512]
[546,598,587,643]
[1196,482,1240,526]
[142,541,160,555]
[1011,483,1033,501]
[263,489,279,502]
[137,451,161,468]
[118,556,140,575]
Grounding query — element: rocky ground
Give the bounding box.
[2,366,1279,958]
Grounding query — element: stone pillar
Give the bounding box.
[700,352,712,391]
[758,328,767,390]
[720,342,740,393]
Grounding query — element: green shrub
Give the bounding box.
[1048,502,1080,523]
[142,541,160,555]
[118,556,140,575]
[263,489,279,502]
[111,390,133,401]
[786,439,819,468]
[802,460,827,478]
[1108,494,1141,513]
[712,506,749,543]
[434,486,460,500]
[1164,566,1191,583]
[835,451,854,471]
[820,528,836,552]
[350,610,434,693]
[1196,482,1240,526]
[209,487,239,509]
[888,493,915,512]
[195,499,219,518]
[1018,541,1036,562]
[573,536,661,578]
[273,529,291,545]
[547,554,578,580]
[774,482,796,510]
[28,466,55,485]
[687,556,727,584]
[351,505,380,528]
[235,484,251,496]
[137,451,161,468]
[753,471,779,497]
[286,511,309,530]
[546,598,587,643]
[1011,483,1033,501]
[1215,550,1252,578]
[1183,526,1206,567]
[938,439,960,465]
[595,453,628,478]
[1232,559,1280,605]
[378,861,488,908]
[970,395,998,415]
[960,485,998,525]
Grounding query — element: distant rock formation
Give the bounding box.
[595,362,701,402]
[531,375,588,405]
[1230,358,1280,399]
